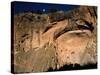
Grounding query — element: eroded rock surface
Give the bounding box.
[12,6,97,73]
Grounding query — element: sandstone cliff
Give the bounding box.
[12,6,97,73]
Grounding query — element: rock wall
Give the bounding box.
[12,6,97,73]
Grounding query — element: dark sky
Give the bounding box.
[11,1,79,14]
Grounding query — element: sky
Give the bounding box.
[11,1,79,14]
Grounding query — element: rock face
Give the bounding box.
[12,6,97,73]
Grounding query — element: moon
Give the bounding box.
[43,9,45,12]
